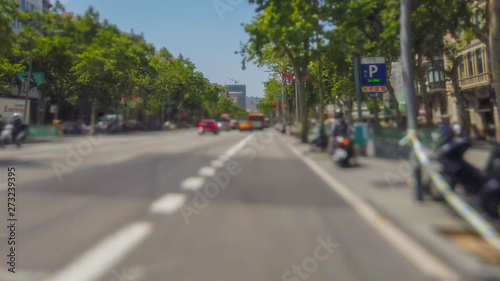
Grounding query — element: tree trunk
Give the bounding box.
[387,79,402,128]
[490,0,500,130]
[298,73,309,143]
[37,96,47,125]
[451,69,471,137]
[317,61,325,137]
[90,99,96,135]
[417,55,432,127]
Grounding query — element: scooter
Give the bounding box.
[430,137,500,218]
[332,136,354,167]
[0,124,28,148]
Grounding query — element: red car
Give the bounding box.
[198,119,219,134]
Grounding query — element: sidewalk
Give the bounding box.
[279,132,500,281]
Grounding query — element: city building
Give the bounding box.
[447,41,498,139]
[11,0,47,33]
[225,84,246,108]
[246,96,263,112]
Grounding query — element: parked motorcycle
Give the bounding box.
[331,136,354,167]
[0,124,28,148]
[430,136,500,218]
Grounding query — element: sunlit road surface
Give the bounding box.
[0,130,449,281]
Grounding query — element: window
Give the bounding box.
[476,49,484,74]
[459,56,465,79]
[467,52,474,76]
[428,71,435,83]
[20,0,25,11]
[29,3,34,11]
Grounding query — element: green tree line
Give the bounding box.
[0,0,248,127]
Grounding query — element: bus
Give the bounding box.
[248,113,264,130]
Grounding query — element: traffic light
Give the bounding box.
[184,113,188,116]
[251,100,254,104]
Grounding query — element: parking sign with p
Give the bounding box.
[361,57,387,93]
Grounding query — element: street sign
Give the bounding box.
[362,86,387,93]
[361,57,386,91]
[275,95,282,98]
[282,73,294,82]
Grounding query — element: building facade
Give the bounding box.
[225,84,246,108]
[11,0,51,32]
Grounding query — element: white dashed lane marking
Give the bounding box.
[211,160,225,168]
[181,177,206,191]
[46,222,153,281]
[199,166,217,177]
[149,193,187,214]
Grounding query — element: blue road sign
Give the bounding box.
[361,57,386,87]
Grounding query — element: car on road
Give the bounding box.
[198,119,219,134]
[216,120,231,131]
[229,120,239,130]
[239,121,252,131]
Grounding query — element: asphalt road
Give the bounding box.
[0,129,451,281]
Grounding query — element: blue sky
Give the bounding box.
[60,0,270,98]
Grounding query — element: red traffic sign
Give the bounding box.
[282,73,294,82]
[362,86,387,93]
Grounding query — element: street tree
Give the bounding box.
[245,0,323,143]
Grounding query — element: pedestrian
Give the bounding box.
[436,114,454,145]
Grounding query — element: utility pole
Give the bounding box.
[401,0,422,200]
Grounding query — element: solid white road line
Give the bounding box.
[180,177,206,191]
[46,222,152,281]
[149,193,187,214]
[199,166,217,177]
[281,133,457,280]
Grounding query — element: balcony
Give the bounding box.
[427,81,447,92]
[459,72,491,89]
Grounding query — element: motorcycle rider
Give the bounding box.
[328,109,350,153]
[9,113,25,139]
